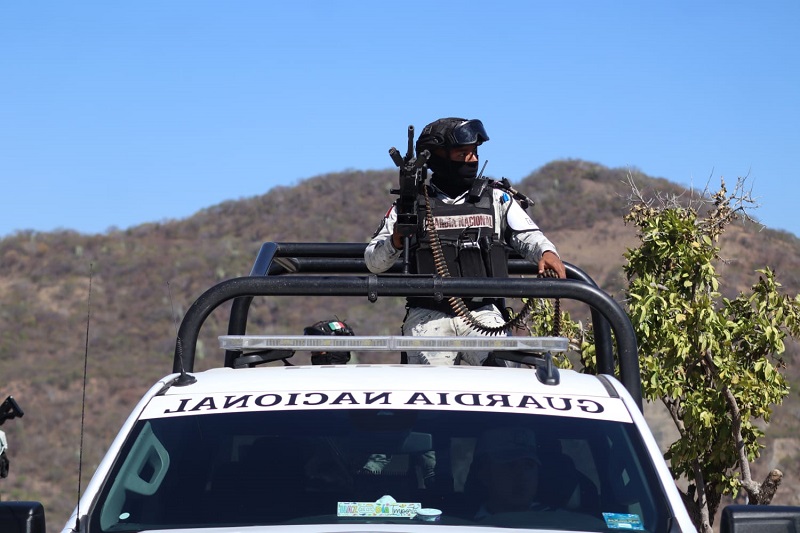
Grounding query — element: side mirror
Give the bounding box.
[0,501,47,533]
[720,505,800,533]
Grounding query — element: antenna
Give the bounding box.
[477,159,488,180]
[75,263,93,532]
[168,282,196,386]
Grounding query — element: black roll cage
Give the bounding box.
[172,242,642,410]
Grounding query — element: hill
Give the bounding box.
[1,160,799,529]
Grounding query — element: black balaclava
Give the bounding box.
[429,152,479,198]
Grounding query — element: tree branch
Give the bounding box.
[722,385,783,504]
[691,458,713,533]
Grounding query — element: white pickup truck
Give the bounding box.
[1,242,797,533]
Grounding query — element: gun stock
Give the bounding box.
[0,396,23,425]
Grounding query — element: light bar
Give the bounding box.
[219,335,569,353]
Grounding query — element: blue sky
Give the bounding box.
[2,1,798,238]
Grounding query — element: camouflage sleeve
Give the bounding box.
[494,190,559,264]
[511,229,559,264]
[0,430,8,478]
[364,205,402,273]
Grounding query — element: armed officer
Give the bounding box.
[364,117,565,365]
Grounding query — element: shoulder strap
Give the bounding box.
[489,178,535,210]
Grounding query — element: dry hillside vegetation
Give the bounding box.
[1,160,799,529]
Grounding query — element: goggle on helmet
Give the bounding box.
[416,118,490,154]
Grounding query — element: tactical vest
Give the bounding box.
[410,188,509,279]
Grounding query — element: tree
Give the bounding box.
[525,177,800,532]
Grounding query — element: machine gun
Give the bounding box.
[388,125,430,273]
[0,396,23,426]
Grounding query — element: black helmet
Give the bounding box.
[303,319,354,337]
[415,118,489,154]
[304,319,354,365]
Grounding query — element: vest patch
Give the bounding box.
[431,214,493,231]
[409,188,508,282]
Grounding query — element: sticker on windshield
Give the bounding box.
[142,389,632,423]
[603,512,645,530]
[337,501,421,518]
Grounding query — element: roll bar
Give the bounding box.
[172,242,641,410]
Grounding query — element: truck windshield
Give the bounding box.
[92,409,672,532]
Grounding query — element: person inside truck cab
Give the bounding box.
[364,118,565,365]
[467,426,547,519]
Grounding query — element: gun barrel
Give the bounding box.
[414,149,430,169]
[406,125,414,158]
[388,147,403,167]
